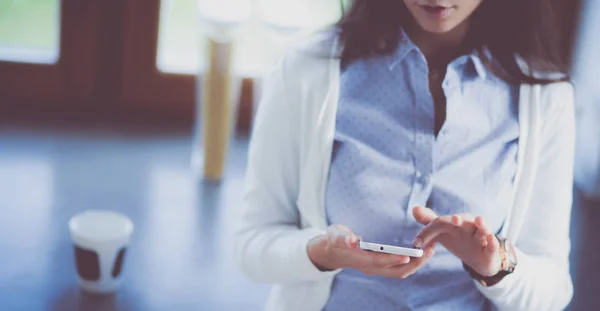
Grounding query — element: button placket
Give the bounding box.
[437,67,463,152]
[407,68,435,220]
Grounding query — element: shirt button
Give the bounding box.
[415,171,429,185]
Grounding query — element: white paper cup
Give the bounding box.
[68,210,134,294]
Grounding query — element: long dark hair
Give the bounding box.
[337,0,570,84]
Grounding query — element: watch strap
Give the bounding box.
[462,262,511,287]
[462,236,516,287]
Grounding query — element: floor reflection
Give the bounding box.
[0,128,269,311]
[0,156,55,290]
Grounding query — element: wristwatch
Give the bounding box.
[463,235,518,287]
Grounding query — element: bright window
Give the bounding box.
[156,0,343,75]
[0,0,61,64]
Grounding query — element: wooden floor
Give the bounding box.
[0,126,597,311]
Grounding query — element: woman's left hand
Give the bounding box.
[411,206,503,277]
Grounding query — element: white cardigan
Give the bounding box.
[235,39,575,311]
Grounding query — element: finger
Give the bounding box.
[403,242,437,275]
[328,225,359,249]
[455,213,477,222]
[413,216,455,248]
[347,235,360,248]
[372,252,411,268]
[376,241,437,279]
[454,214,481,234]
[485,234,500,256]
[474,216,492,234]
[474,217,492,247]
[453,214,478,235]
[412,206,438,225]
[423,238,438,252]
[451,214,463,226]
[476,229,489,247]
[450,214,479,237]
[415,239,437,263]
[328,230,349,249]
[358,252,411,269]
[332,224,354,235]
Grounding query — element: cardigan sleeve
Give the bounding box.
[234,52,340,284]
[476,82,575,311]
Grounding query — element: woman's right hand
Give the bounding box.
[307,224,437,278]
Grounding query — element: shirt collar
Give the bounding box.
[469,51,488,80]
[387,28,489,81]
[386,28,418,71]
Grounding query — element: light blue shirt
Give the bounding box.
[323,33,520,311]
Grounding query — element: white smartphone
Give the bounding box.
[359,240,424,258]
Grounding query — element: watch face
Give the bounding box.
[505,240,518,266]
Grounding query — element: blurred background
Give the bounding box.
[0,0,597,310]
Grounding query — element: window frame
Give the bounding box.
[121,0,194,113]
[0,0,97,103]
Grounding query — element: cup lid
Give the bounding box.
[69,210,134,243]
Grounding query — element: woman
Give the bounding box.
[235,0,575,310]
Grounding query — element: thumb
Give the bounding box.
[412,206,438,225]
[328,225,359,249]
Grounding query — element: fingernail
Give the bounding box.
[413,238,423,248]
[426,248,435,257]
[403,257,411,264]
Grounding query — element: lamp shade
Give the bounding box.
[256,0,341,32]
[197,0,252,41]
